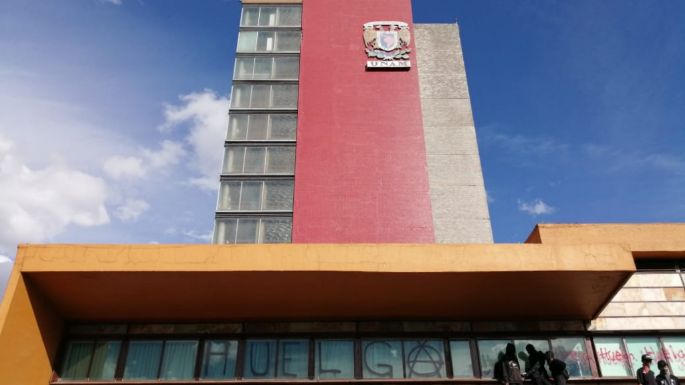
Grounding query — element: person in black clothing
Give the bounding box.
[546,351,569,385]
[525,344,553,385]
[496,343,525,385]
[637,354,657,385]
[656,360,681,385]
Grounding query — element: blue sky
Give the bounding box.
[1,0,684,291]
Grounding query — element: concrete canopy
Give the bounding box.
[15,243,634,321]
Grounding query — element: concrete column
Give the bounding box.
[415,24,493,243]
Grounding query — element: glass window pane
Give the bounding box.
[277,7,302,27]
[61,341,93,380]
[266,147,295,174]
[248,114,268,140]
[272,84,298,109]
[276,31,301,52]
[244,340,277,378]
[261,218,292,243]
[89,341,121,380]
[263,180,293,210]
[231,84,251,108]
[224,147,245,174]
[404,340,446,378]
[237,218,259,243]
[160,341,198,380]
[316,340,355,379]
[477,340,509,378]
[362,340,403,379]
[202,340,238,379]
[270,114,297,140]
[229,115,248,140]
[250,85,270,108]
[243,147,266,173]
[218,182,241,210]
[237,31,257,52]
[258,7,277,26]
[550,338,592,378]
[625,337,661,375]
[214,219,237,244]
[662,337,685,376]
[234,58,254,80]
[514,339,550,373]
[124,341,163,380]
[450,340,474,378]
[239,181,262,210]
[594,337,631,377]
[253,57,273,79]
[273,57,299,79]
[256,31,275,52]
[241,7,259,26]
[278,340,309,378]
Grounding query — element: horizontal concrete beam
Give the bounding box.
[18,243,634,273]
[527,223,685,257]
[14,243,634,321]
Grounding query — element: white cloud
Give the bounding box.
[101,0,122,5]
[518,199,556,216]
[114,199,150,222]
[0,255,13,299]
[103,155,146,180]
[102,90,227,191]
[160,90,229,191]
[103,140,186,180]
[182,229,213,242]
[0,134,109,254]
[0,86,134,175]
[143,140,186,169]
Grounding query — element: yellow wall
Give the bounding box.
[528,223,685,257]
[0,265,63,384]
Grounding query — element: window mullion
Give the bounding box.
[156,340,167,379]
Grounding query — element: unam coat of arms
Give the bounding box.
[363,21,411,61]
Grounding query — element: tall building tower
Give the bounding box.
[214,3,301,244]
[214,0,493,244]
[1,1,685,384]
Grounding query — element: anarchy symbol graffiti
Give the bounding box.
[406,340,445,378]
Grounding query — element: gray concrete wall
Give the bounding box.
[414,24,493,243]
[589,271,685,330]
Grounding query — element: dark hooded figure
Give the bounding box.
[637,354,657,385]
[546,351,569,385]
[656,360,680,385]
[496,343,524,385]
[525,344,553,385]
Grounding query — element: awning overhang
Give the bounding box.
[16,243,635,321]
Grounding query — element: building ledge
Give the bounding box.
[526,223,685,258]
[15,243,634,321]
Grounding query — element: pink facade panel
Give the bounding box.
[292,0,434,242]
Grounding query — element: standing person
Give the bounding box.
[526,344,553,385]
[496,343,525,385]
[637,355,657,385]
[546,351,569,385]
[656,360,680,385]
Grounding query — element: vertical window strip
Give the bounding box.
[217,4,301,245]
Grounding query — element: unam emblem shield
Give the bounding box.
[377,31,399,51]
[364,21,411,69]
